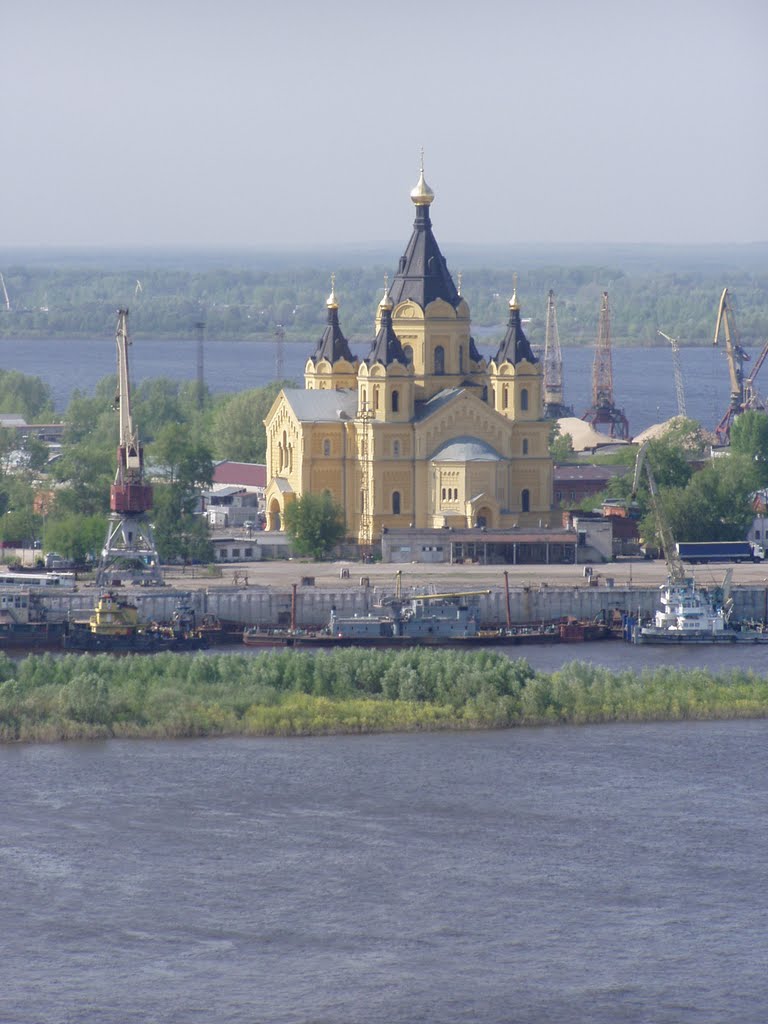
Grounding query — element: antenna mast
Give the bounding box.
[658,330,687,418]
[97,308,162,586]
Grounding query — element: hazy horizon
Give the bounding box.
[3,0,766,249]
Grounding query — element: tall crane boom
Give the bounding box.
[581,292,629,438]
[111,309,150,511]
[632,441,686,584]
[98,308,161,586]
[542,289,573,417]
[713,287,751,443]
[0,273,10,311]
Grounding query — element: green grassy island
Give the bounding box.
[3,649,768,743]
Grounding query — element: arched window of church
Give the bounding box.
[459,346,464,373]
[521,388,529,411]
[404,345,413,364]
[392,491,401,515]
[323,438,331,457]
[361,387,367,411]
[441,487,446,500]
[374,387,380,411]
[434,346,445,375]
[453,488,458,500]
[521,488,530,512]
[522,438,529,455]
[393,440,400,457]
[281,430,288,471]
[502,385,509,410]
[392,390,399,413]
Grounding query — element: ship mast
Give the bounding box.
[97,309,162,586]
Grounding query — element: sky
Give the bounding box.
[2,0,767,249]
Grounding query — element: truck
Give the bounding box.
[675,541,765,564]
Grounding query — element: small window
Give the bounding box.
[374,387,380,411]
[392,390,399,413]
[441,487,446,500]
[521,489,530,513]
[522,438,529,455]
[323,438,331,457]
[393,440,400,457]
[232,548,241,558]
[502,385,509,409]
[404,345,413,363]
[392,491,401,515]
[556,490,563,501]
[434,346,445,375]
[521,388,529,411]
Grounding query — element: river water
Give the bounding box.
[4,337,766,1021]
[0,338,745,436]
[3,722,768,1023]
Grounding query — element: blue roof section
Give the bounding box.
[282,388,358,422]
[430,436,503,462]
[413,387,466,422]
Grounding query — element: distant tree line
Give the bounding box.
[1,261,767,346]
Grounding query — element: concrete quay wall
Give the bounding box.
[42,583,768,630]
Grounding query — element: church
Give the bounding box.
[264,166,555,548]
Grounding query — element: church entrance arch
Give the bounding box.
[268,498,282,532]
[475,505,493,528]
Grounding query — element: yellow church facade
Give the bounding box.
[264,167,554,546]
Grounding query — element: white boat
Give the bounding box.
[633,578,768,644]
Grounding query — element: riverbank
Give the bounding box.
[3,648,768,743]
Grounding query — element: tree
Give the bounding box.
[212,382,288,463]
[284,492,346,560]
[730,410,768,486]
[149,424,214,563]
[44,514,105,564]
[548,422,574,463]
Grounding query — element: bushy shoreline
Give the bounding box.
[2,648,768,743]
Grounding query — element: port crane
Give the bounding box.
[712,287,761,444]
[632,440,686,584]
[0,273,10,311]
[542,290,573,418]
[582,292,629,439]
[657,330,687,419]
[97,308,162,586]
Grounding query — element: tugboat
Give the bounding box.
[630,577,768,645]
[64,591,210,652]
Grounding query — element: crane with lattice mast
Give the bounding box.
[582,291,629,438]
[658,330,687,418]
[97,308,162,586]
[542,289,573,418]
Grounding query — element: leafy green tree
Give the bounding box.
[284,492,346,559]
[0,370,54,421]
[149,424,214,563]
[730,410,768,485]
[44,514,105,564]
[642,454,761,546]
[548,422,575,462]
[212,382,288,463]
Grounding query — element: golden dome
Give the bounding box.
[326,273,339,310]
[410,153,435,206]
[509,274,519,311]
[379,274,394,312]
